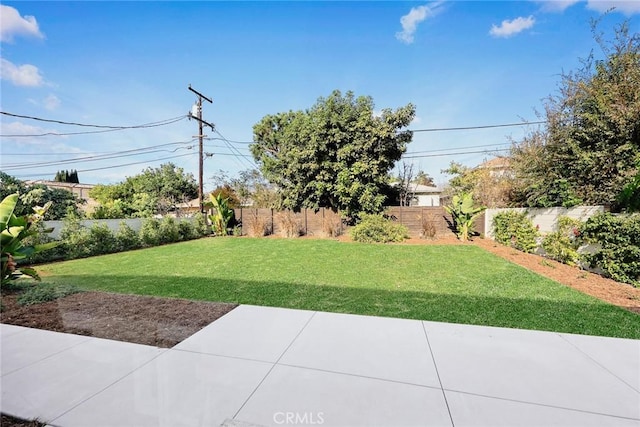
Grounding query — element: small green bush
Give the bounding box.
[60,215,92,259]
[115,221,141,251]
[351,213,409,243]
[492,210,539,253]
[86,222,118,256]
[542,216,583,266]
[139,218,161,247]
[193,212,210,237]
[178,220,197,241]
[582,212,640,287]
[17,283,81,306]
[159,217,180,244]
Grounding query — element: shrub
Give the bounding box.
[60,214,92,259]
[177,220,197,241]
[541,216,583,266]
[159,217,180,244]
[582,213,640,287]
[17,282,81,306]
[492,210,539,253]
[22,220,67,264]
[86,222,118,256]
[275,210,302,238]
[192,212,210,237]
[420,213,437,239]
[350,213,409,243]
[322,210,343,237]
[115,222,141,251]
[139,218,161,247]
[245,211,269,237]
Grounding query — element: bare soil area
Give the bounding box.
[0,291,237,348]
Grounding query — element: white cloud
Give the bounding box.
[535,0,582,12]
[0,5,44,43]
[586,0,640,15]
[43,94,61,111]
[396,1,444,44]
[0,58,44,87]
[490,16,536,38]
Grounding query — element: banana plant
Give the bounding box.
[1,193,58,285]
[206,193,234,236]
[444,192,486,242]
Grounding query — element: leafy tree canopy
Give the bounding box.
[0,172,82,219]
[251,90,415,218]
[210,168,279,208]
[89,163,198,218]
[511,21,640,210]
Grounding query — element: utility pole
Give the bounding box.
[188,84,214,214]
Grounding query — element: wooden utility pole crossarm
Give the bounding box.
[188,85,214,214]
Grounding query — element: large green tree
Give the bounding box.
[251,90,415,218]
[89,163,198,218]
[511,22,640,210]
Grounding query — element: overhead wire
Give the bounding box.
[11,153,197,179]
[1,139,197,170]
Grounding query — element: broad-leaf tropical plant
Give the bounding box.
[1,193,58,285]
[445,192,486,241]
[206,193,234,236]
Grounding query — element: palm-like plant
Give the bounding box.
[1,194,58,285]
[206,193,234,236]
[444,192,485,242]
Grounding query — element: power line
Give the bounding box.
[1,111,187,130]
[213,129,257,170]
[1,140,196,169]
[402,148,510,159]
[11,153,197,178]
[404,142,511,155]
[1,139,197,157]
[1,145,195,171]
[408,121,546,133]
[0,115,187,137]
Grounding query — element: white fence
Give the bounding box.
[484,206,605,239]
[43,217,196,240]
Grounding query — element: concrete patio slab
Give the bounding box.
[279,311,440,387]
[1,337,164,422]
[1,326,90,376]
[0,324,31,340]
[235,364,452,427]
[174,305,314,362]
[52,349,273,427]
[559,332,640,392]
[445,390,640,427]
[423,321,640,420]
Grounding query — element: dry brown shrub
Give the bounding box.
[421,213,438,239]
[245,211,269,237]
[275,210,302,238]
[322,210,343,237]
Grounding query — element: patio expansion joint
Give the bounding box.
[443,388,640,422]
[48,348,169,424]
[557,333,640,394]
[0,333,93,378]
[421,321,455,427]
[170,347,276,365]
[274,361,446,391]
[232,310,319,420]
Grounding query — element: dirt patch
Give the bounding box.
[0,414,45,427]
[472,238,640,314]
[1,291,237,348]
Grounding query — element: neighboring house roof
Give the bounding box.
[25,180,96,190]
[478,156,511,171]
[176,198,201,209]
[390,181,443,194]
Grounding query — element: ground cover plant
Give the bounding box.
[36,238,639,338]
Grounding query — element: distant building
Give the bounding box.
[391,182,443,207]
[25,180,98,213]
[477,156,512,177]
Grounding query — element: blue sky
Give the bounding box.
[1,1,639,189]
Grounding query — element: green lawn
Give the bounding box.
[39,238,640,338]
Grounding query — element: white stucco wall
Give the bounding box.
[484,206,605,238]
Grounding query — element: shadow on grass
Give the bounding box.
[48,274,640,339]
